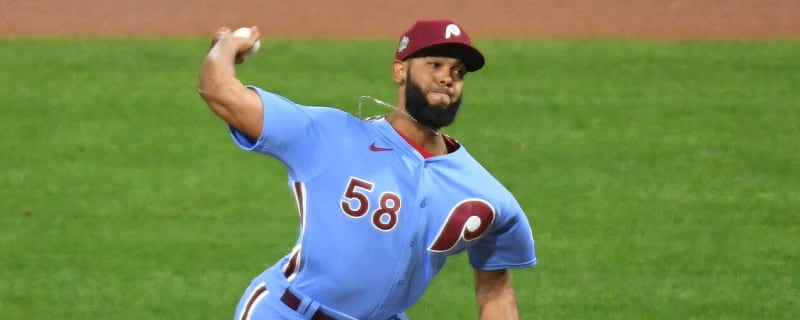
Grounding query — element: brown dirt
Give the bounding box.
[2,0,799,39]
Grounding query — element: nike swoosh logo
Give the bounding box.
[370,142,393,152]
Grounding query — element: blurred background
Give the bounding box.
[2,0,799,39]
[2,1,798,319]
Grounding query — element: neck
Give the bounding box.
[394,86,441,135]
[387,110,447,156]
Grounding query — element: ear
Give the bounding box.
[392,60,407,85]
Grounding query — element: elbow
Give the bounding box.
[197,81,229,117]
[197,79,217,105]
[197,84,215,107]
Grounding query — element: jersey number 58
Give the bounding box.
[340,177,401,232]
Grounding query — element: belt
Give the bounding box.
[280,289,337,320]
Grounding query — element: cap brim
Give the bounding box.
[453,43,485,72]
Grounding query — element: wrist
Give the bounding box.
[209,38,240,63]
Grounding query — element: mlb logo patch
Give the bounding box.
[398,35,410,53]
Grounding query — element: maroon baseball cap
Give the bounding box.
[395,19,485,72]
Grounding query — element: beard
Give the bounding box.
[404,74,462,130]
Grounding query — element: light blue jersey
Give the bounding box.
[231,87,536,320]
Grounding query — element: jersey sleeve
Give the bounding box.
[467,198,537,270]
[228,86,339,181]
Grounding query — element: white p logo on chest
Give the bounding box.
[445,24,461,39]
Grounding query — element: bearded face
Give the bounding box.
[404,71,462,130]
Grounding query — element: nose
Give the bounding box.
[436,69,453,86]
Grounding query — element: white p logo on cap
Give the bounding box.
[445,24,461,39]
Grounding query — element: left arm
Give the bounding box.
[474,268,519,320]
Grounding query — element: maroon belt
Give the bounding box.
[280,289,337,320]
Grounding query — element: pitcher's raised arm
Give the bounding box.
[198,26,264,140]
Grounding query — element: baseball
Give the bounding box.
[232,27,261,58]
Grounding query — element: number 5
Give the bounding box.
[341,177,373,218]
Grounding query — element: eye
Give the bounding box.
[452,68,467,79]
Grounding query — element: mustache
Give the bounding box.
[428,86,452,95]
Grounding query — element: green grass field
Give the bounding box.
[1,37,798,319]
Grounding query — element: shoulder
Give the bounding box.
[250,86,362,124]
[304,106,369,133]
[448,146,503,182]
[450,148,520,205]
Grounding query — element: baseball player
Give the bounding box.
[198,19,537,320]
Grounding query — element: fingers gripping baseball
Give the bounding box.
[232,27,262,62]
[210,26,262,64]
